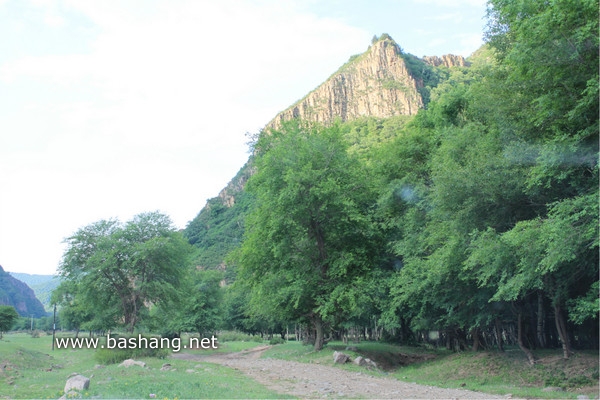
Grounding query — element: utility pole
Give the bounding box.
[52,304,56,351]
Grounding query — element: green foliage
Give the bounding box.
[0,305,19,338]
[57,211,194,333]
[236,121,386,350]
[268,336,286,345]
[185,165,254,271]
[217,330,263,343]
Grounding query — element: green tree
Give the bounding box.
[236,122,383,350]
[58,211,193,332]
[0,305,19,339]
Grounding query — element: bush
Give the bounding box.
[269,337,285,345]
[251,335,264,343]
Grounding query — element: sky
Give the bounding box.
[0,0,488,275]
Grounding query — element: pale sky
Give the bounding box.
[0,0,488,275]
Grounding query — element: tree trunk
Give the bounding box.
[554,305,572,359]
[472,328,480,352]
[314,315,324,351]
[517,312,536,366]
[536,291,546,348]
[494,318,504,352]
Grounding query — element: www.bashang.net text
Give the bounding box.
[54,334,218,353]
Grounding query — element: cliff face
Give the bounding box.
[0,265,47,317]
[267,38,424,130]
[422,54,469,68]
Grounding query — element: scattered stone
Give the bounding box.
[542,386,564,392]
[119,359,146,368]
[364,358,378,368]
[333,351,349,364]
[186,369,195,373]
[94,365,105,369]
[345,346,358,351]
[160,363,172,371]
[576,396,589,400]
[63,374,90,394]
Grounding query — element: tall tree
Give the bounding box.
[58,212,193,332]
[236,122,383,350]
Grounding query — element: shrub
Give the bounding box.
[269,337,285,345]
[251,335,264,343]
[217,331,252,342]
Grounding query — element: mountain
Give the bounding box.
[0,265,47,317]
[8,272,60,312]
[184,35,469,270]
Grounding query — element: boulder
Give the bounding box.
[333,351,349,364]
[63,374,90,394]
[353,356,367,366]
[119,359,146,368]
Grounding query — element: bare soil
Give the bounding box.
[173,346,503,399]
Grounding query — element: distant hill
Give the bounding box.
[0,265,47,317]
[8,272,60,312]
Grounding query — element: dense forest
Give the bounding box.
[52,0,598,363]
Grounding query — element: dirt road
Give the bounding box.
[173,346,505,399]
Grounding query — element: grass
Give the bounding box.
[0,332,289,399]
[261,340,599,399]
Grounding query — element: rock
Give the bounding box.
[160,363,172,371]
[266,37,426,131]
[119,359,146,368]
[345,346,358,351]
[576,396,589,400]
[64,374,90,393]
[353,356,367,366]
[333,351,350,364]
[94,365,104,369]
[364,358,378,368]
[186,369,195,373]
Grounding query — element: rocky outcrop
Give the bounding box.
[267,38,424,130]
[422,54,469,68]
[0,265,46,317]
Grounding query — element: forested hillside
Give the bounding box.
[53,0,598,363]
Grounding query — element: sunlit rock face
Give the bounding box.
[267,38,426,130]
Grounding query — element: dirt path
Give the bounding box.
[173,346,505,399]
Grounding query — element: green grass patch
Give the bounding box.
[0,333,291,399]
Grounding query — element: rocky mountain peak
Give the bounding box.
[266,36,424,130]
